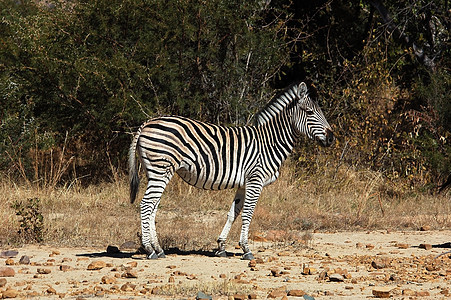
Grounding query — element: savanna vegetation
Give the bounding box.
[1,0,450,247]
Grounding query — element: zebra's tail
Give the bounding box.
[129,126,142,204]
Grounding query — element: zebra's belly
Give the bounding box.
[176,163,243,190]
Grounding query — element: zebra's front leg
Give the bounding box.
[239,181,263,260]
[216,188,245,257]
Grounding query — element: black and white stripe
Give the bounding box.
[129,82,334,259]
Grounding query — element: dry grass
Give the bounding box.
[1,161,450,250]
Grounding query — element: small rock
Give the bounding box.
[303,295,315,300]
[372,287,392,298]
[248,260,257,268]
[19,256,30,265]
[419,243,432,250]
[168,276,175,283]
[2,288,19,298]
[371,261,386,269]
[233,294,247,300]
[101,276,116,284]
[366,244,375,250]
[5,258,14,265]
[120,282,136,292]
[106,245,120,254]
[329,273,344,282]
[47,287,57,294]
[87,261,106,270]
[59,265,71,272]
[37,268,51,274]
[50,250,60,256]
[0,278,7,287]
[268,289,286,298]
[0,251,18,258]
[248,293,257,299]
[396,243,409,249]
[196,291,212,300]
[219,274,226,279]
[420,225,431,231]
[166,265,177,269]
[121,271,138,278]
[288,289,305,296]
[416,290,430,297]
[0,267,15,277]
[127,261,138,268]
[402,289,415,296]
[120,241,139,251]
[270,268,281,277]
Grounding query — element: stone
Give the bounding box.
[248,260,257,268]
[0,278,7,287]
[233,294,247,300]
[106,245,120,254]
[0,267,15,277]
[270,268,281,277]
[372,287,392,298]
[366,244,375,250]
[371,261,386,269]
[101,276,116,284]
[59,265,71,272]
[37,268,51,274]
[0,251,18,258]
[2,288,19,298]
[248,293,257,299]
[121,270,138,278]
[268,290,286,298]
[416,290,430,297]
[19,256,30,265]
[219,274,226,279]
[47,287,57,294]
[196,291,212,300]
[288,289,305,296]
[5,258,14,265]
[329,273,344,282]
[420,225,431,231]
[87,261,106,270]
[396,243,409,249]
[419,243,432,250]
[120,282,136,292]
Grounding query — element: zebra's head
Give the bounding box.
[293,82,334,147]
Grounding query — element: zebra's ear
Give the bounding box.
[297,82,308,98]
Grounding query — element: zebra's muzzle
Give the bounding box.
[318,128,334,147]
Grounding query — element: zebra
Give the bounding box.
[128,82,334,260]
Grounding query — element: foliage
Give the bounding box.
[11,197,44,242]
[0,0,449,190]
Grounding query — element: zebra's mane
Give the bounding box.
[254,82,306,126]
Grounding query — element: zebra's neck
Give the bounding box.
[255,106,297,167]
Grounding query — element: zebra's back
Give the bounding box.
[137,116,258,190]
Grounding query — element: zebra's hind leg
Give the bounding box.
[239,181,263,260]
[140,173,172,259]
[215,188,245,257]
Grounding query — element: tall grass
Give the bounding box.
[1,160,450,249]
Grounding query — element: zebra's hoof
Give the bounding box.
[215,250,227,257]
[147,251,159,259]
[157,251,166,258]
[241,252,254,260]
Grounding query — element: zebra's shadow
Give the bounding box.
[75,247,238,259]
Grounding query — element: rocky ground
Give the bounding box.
[1,229,451,299]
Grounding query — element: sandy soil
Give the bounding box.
[1,230,450,299]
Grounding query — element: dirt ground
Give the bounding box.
[1,230,450,299]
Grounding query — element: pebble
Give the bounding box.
[0,278,7,287]
[196,291,212,300]
[59,265,71,272]
[288,289,305,296]
[232,294,247,300]
[267,289,286,298]
[396,243,409,249]
[419,243,432,250]
[328,273,344,282]
[5,258,14,265]
[37,268,51,274]
[371,261,386,269]
[120,241,138,251]
[101,276,116,284]
[19,256,30,265]
[87,261,106,270]
[2,288,19,298]
[0,251,18,258]
[372,287,392,298]
[0,267,15,277]
[121,271,138,278]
